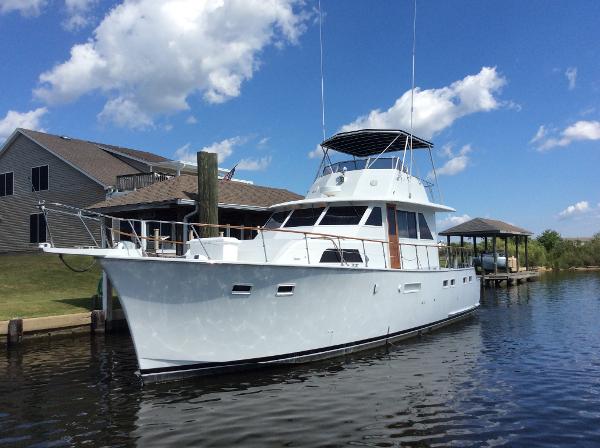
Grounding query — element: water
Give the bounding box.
[2,272,600,447]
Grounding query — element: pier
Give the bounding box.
[439,217,539,287]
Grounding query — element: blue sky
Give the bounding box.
[0,0,599,236]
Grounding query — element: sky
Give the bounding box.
[0,0,599,237]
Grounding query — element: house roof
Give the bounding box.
[16,129,169,187]
[89,175,303,212]
[439,217,533,237]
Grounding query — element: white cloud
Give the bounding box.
[340,67,506,140]
[308,144,325,159]
[530,125,547,144]
[565,67,577,90]
[0,108,48,141]
[174,137,245,164]
[559,201,590,219]
[437,214,472,230]
[185,115,197,125]
[34,0,307,128]
[431,144,472,177]
[237,156,272,171]
[97,97,153,129]
[0,0,46,16]
[257,137,270,148]
[534,120,600,151]
[63,0,96,31]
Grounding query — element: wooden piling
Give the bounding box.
[197,151,219,238]
[7,319,23,345]
[91,310,105,334]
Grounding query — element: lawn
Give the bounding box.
[0,253,104,320]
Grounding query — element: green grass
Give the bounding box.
[0,253,105,320]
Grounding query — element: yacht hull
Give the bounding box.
[100,257,480,383]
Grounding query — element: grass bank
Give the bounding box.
[0,253,103,320]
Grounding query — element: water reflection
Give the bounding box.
[2,272,600,447]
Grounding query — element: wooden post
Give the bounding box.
[197,151,219,238]
[515,235,520,272]
[504,237,508,273]
[473,236,478,256]
[7,319,23,345]
[102,271,113,330]
[154,228,160,251]
[91,310,105,334]
[493,236,497,274]
[525,236,529,271]
[460,236,464,265]
[484,236,488,252]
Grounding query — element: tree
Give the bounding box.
[537,229,562,253]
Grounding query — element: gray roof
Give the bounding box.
[439,217,533,237]
[89,175,303,212]
[17,129,169,187]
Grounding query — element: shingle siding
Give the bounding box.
[0,134,106,253]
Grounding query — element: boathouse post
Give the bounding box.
[515,235,520,272]
[525,236,529,271]
[493,237,498,274]
[197,151,219,238]
[485,236,488,252]
[473,236,478,256]
[504,237,508,273]
[460,236,464,265]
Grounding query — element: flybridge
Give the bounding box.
[320,129,433,157]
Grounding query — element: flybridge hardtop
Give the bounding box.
[320,129,433,156]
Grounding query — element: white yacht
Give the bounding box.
[42,129,479,382]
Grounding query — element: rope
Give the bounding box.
[58,254,97,273]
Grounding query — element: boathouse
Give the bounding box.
[439,217,539,285]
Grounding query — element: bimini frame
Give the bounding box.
[314,129,443,204]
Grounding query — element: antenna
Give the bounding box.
[408,0,417,178]
[318,0,326,143]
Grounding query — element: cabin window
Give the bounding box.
[364,207,382,226]
[319,248,363,263]
[0,172,13,197]
[443,280,449,287]
[418,213,433,239]
[396,210,417,239]
[319,206,367,226]
[264,211,289,229]
[450,279,456,286]
[276,284,295,296]
[29,213,47,243]
[231,284,252,295]
[31,165,49,192]
[284,207,324,228]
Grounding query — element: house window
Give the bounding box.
[396,210,417,239]
[29,213,47,243]
[32,165,49,191]
[284,207,324,227]
[418,213,433,239]
[0,172,13,197]
[319,206,367,225]
[364,206,382,226]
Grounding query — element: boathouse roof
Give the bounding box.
[321,129,433,157]
[89,174,303,213]
[439,217,533,237]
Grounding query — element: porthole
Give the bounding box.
[276,284,295,296]
[443,280,449,288]
[232,284,252,295]
[450,279,455,286]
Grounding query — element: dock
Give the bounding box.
[479,270,540,287]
